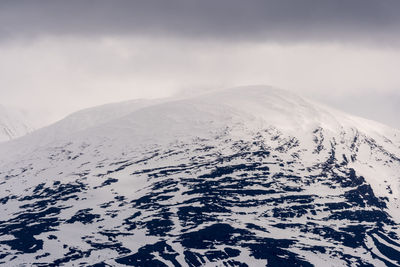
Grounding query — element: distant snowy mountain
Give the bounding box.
[0,86,399,266]
[0,105,34,142]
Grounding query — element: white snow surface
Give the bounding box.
[0,85,400,266]
[1,86,398,159]
[0,105,34,143]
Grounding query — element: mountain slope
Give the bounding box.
[0,86,399,266]
[0,105,34,142]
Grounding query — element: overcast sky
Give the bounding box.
[0,0,399,128]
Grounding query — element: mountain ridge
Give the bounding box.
[0,86,399,266]
[0,104,34,143]
[1,86,398,158]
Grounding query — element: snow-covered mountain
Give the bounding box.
[0,105,34,142]
[0,86,399,266]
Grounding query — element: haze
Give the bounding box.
[0,0,399,128]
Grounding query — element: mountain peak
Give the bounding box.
[0,86,400,266]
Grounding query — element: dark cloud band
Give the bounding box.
[1,0,400,43]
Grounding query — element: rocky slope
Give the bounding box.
[0,86,399,266]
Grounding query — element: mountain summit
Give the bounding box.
[0,86,399,266]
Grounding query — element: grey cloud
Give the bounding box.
[1,0,400,44]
